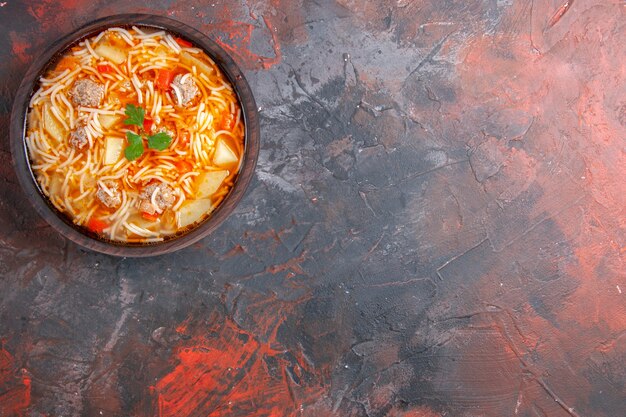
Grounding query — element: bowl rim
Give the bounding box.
[9,14,260,257]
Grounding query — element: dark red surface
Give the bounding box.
[1,1,625,416]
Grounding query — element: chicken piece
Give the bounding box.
[138,183,176,215]
[96,180,122,209]
[69,125,88,150]
[171,73,198,107]
[70,78,104,107]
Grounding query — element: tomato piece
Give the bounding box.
[97,64,114,74]
[178,130,190,146]
[174,160,194,174]
[156,69,175,90]
[141,211,160,221]
[143,117,153,132]
[175,37,193,48]
[87,218,108,233]
[220,113,235,130]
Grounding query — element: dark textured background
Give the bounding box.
[1,1,625,416]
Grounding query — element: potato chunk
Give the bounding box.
[195,170,228,199]
[103,137,124,165]
[213,139,238,167]
[94,43,127,64]
[178,199,213,228]
[99,114,120,130]
[43,105,68,145]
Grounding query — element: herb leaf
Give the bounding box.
[122,104,172,159]
[147,132,173,151]
[123,104,145,127]
[124,131,144,161]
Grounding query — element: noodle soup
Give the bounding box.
[25,26,244,244]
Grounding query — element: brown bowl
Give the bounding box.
[9,14,260,257]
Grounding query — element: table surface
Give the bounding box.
[1,1,624,416]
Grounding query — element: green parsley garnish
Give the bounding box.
[123,104,145,127]
[147,132,173,151]
[124,131,144,161]
[122,104,173,161]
